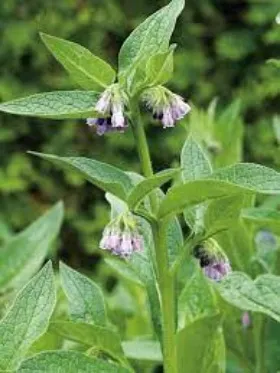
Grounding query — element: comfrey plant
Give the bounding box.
[1,1,280,372]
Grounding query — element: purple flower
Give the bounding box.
[203,260,231,282]
[87,84,128,135]
[241,312,251,329]
[142,86,191,129]
[99,215,144,259]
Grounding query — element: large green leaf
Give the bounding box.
[181,136,212,231]
[127,168,179,210]
[0,91,99,119]
[30,152,133,200]
[50,321,125,363]
[158,180,244,219]
[176,315,225,373]
[0,262,56,370]
[0,202,63,291]
[145,46,175,86]
[60,262,107,326]
[212,163,280,194]
[178,262,219,329]
[122,340,162,362]
[118,0,184,77]
[18,351,130,373]
[40,33,116,91]
[204,195,245,237]
[181,136,212,181]
[218,272,280,322]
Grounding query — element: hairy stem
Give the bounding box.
[131,101,177,373]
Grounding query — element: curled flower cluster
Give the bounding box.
[142,86,191,128]
[99,214,144,259]
[193,240,232,282]
[87,84,128,135]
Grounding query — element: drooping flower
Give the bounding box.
[87,84,128,135]
[193,239,231,282]
[99,213,144,259]
[142,86,191,128]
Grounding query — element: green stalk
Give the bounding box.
[253,315,266,373]
[130,100,178,373]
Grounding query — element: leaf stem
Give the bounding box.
[253,315,266,373]
[130,101,177,373]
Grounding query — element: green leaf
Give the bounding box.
[0,262,56,370]
[181,136,212,181]
[176,315,225,373]
[30,152,133,200]
[181,136,212,231]
[0,202,63,291]
[242,208,280,235]
[145,45,175,86]
[50,321,125,363]
[122,340,162,362]
[60,262,107,326]
[127,168,179,210]
[178,262,219,329]
[28,331,62,356]
[158,180,244,219]
[18,351,130,373]
[218,272,280,322]
[0,91,99,119]
[105,257,144,287]
[40,33,116,91]
[212,163,280,194]
[118,0,185,77]
[204,195,245,237]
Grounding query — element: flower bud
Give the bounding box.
[241,311,251,329]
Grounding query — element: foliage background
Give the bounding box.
[0,0,280,268]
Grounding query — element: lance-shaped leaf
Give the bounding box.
[218,272,280,322]
[176,315,225,373]
[60,262,107,326]
[204,194,245,237]
[181,136,212,181]
[158,180,244,219]
[212,163,280,194]
[18,351,130,373]
[0,202,63,291]
[40,33,116,91]
[0,262,56,370]
[30,152,133,200]
[159,163,280,219]
[268,59,280,68]
[127,168,179,209]
[50,321,125,364]
[0,91,99,119]
[181,136,212,231]
[145,45,175,86]
[119,0,185,76]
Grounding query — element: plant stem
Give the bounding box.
[130,101,177,373]
[154,219,178,373]
[254,315,266,373]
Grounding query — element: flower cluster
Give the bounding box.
[193,239,232,282]
[99,213,144,259]
[142,86,191,128]
[87,84,128,135]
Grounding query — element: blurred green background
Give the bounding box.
[0,0,280,267]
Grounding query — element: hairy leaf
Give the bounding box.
[18,351,130,373]
[60,262,107,325]
[122,340,162,362]
[40,33,116,90]
[0,262,56,370]
[30,152,133,200]
[119,0,184,77]
[0,91,99,119]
